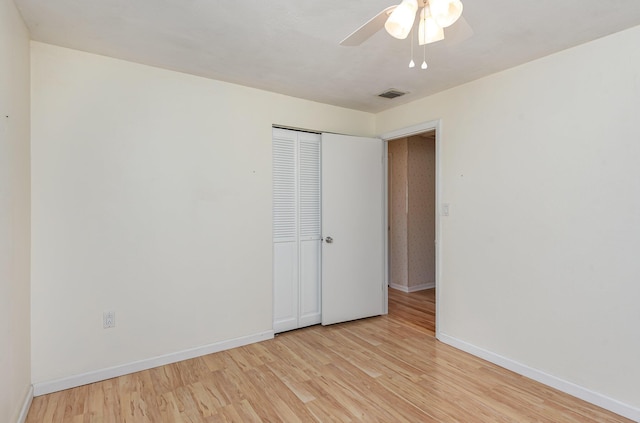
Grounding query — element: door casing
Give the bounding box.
[380,120,442,337]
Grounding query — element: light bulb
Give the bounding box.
[429,0,463,28]
[421,60,428,69]
[384,0,419,40]
[409,59,416,68]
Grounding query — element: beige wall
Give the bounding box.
[0,0,31,421]
[377,25,640,412]
[30,42,375,386]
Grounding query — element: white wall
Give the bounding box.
[377,25,640,413]
[30,42,374,386]
[0,0,31,421]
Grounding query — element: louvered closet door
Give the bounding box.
[298,133,322,327]
[272,128,321,333]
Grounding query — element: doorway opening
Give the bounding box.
[386,128,437,335]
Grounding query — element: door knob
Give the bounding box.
[325,236,333,244]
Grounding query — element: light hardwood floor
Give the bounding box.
[27,288,631,422]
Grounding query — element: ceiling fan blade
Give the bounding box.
[340,5,397,46]
[443,16,474,46]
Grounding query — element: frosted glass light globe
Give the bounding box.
[385,0,419,39]
[429,0,463,28]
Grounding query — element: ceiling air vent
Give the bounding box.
[378,89,407,99]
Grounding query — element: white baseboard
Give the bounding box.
[389,283,409,292]
[16,385,33,423]
[33,330,274,396]
[389,282,435,293]
[437,332,640,422]
[408,282,435,292]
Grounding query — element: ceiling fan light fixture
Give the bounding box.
[429,0,463,28]
[384,0,419,40]
[418,6,444,45]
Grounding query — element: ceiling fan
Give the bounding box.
[340,0,473,48]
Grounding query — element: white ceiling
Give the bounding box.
[15,0,640,113]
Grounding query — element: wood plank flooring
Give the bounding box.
[27,288,631,422]
[388,287,435,336]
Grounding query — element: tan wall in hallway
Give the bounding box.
[388,138,408,288]
[388,135,436,291]
[407,135,436,289]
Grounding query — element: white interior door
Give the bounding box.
[321,133,385,325]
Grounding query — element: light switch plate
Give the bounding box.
[103,311,115,328]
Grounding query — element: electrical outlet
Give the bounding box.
[103,311,115,328]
